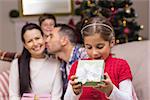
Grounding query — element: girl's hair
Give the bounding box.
[81,16,114,42]
[18,23,43,96]
[39,13,56,26]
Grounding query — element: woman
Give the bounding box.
[9,23,62,100]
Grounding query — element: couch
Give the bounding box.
[0,40,149,100]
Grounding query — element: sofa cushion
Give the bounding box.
[112,40,150,100]
[0,70,9,100]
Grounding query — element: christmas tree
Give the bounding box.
[75,0,144,44]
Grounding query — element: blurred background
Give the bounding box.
[0,0,149,52]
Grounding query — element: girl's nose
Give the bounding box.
[92,48,99,58]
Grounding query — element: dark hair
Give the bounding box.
[56,24,77,44]
[18,23,43,96]
[39,14,56,26]
[81,16,114,42]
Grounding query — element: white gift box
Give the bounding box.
[76,60,105,86]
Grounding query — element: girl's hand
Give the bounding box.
[70,75,82,95]
[94,73,113,96]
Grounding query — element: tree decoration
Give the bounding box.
[74,0,143,44]
[75,0,81,5]
[68,18,75,29]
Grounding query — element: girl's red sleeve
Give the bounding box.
[68,61,78,80]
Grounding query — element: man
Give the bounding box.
[45,24,88,97]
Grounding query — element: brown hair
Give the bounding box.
[39,14,56,26]
[81,16,114,42]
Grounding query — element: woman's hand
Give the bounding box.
[70,75,82,95]
[94,73,113,96]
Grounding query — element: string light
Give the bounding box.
[140,25,144,29]
[138,36,143,41]
[123,20,127,26]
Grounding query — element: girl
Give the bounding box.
[9,23,62,100]
[64,16,137,100]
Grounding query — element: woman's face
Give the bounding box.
[41,19,55,39]
[23,29,45,58]
[84,34,113,60]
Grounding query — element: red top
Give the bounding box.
[68,54,132,100]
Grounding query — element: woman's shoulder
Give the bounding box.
[11,58,19,65]
[10,58,19,72]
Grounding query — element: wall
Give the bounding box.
[149,0,150,39]
[0,0,149,52]
[132,0,149,39]
[0,0,18,52]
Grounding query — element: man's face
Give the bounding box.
[45,27,62,54]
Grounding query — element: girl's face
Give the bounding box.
[23,29,45,58]
[84,34,114,60]
[41,19,55,39]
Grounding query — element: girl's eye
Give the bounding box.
[85,45,92,49]
[96,45,104,49]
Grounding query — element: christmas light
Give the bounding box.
[123,20,127,26]
[138,36,143,41]
[125,8,131,14]
[140,25,144,29]
[111,7,115,12]
[116,40,120,44]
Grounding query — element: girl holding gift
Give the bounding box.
[9,23,62,100]
[64,16,137,100]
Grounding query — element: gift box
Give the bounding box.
[76,60,105,86]
[21,93,51,100]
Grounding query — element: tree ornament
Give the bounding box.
[123,20,127,26]
[125,4,129,8]
[111,7,115,12]
[68,18,75,28]
[75,0,81,5]
[125,8,131,14]
[124,27,130,34]
[87,0,92,6]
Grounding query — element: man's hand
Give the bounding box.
[70,75,82,95]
